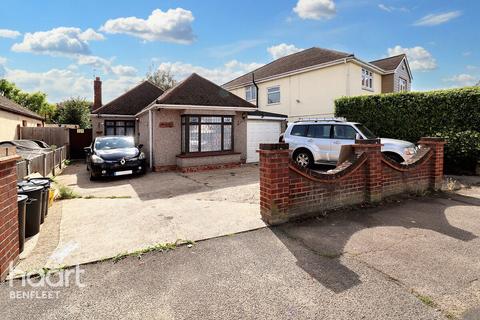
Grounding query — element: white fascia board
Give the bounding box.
[90,114,136,118]
[247,115,287,121]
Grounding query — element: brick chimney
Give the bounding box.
[93,77,102,110]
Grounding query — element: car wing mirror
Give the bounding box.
[138,144,144,149]
[355,133,363,141]
[84,147,92,154]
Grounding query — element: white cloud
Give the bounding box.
[0,56,7,65]
[12,27,104,56]
[76,55,137,77]
[294,0,336,20]
[387,45,437,71]
[463,51,472,57]
[414,11,461,26]
[156,60,263,84]
[3,66,141,102]
[0,29,21,39]
[267,43,303,60]
[443,74,478,87]
[378,4,408,13]
[100,8,195,44]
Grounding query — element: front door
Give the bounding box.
[330,125,357,162]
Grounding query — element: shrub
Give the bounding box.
[335,87,480,173]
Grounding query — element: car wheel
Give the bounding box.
[383,152,404,163]
[294,150,313,168]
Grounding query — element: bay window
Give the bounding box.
[181,115,234,153]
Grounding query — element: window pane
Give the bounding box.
[181,124,185,153]
[106,127,114,136]
[189,125,199,152]
[201,116,222,123]
[291,125,308,137]
[308,125,331,138]
[116,127,125,136]
[126,121,135,127]
[116,121,125,126]
[334,125,357,140]
[268,92,280,104]
[126,127,135,136]
[190,117,199,123]
[201,124,222,152]
[181,117,186,124]
[223,125,232,150]
[224,117,233,123]
[105,121,114,126]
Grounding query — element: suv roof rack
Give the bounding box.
[294,117,347,123]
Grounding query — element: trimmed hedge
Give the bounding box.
[335,87,480,173]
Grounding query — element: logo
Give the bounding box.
[120,158,126,165]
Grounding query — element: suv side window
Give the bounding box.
[307,125,331,139]
[290,125,309,137]
[333,125,357,140]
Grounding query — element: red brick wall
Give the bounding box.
[258,138,446,225]
[0,148,21,280]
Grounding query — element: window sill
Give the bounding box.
[266,102,281,106]
[177,151,240,158]
[362,87,374,92]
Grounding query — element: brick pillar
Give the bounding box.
[0,147,21,281]
[258,143,290,225]
[418,137,446,190]
[353,139,383,203]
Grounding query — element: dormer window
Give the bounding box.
[362,69,373,90]
[245,85,257,102]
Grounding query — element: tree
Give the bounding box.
[56,97,91,129]
[0,79,57,122]
[145,64,177,91]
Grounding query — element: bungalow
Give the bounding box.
[91,73,264,172]
[0,95,44,141]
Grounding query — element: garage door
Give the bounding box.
[247,120,282,163]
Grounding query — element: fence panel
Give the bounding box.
[16,161,28,180]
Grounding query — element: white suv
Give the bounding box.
[282,119,416,168]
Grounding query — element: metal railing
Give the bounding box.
[16,145,67,180]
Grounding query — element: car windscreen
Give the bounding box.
[355,124,377,139]
[95,137,135,150]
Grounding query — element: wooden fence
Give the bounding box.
[16,145,67,180]
[20,127,70,157]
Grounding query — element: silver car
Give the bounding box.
[282,119,416,168]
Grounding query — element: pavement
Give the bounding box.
[13,162,265,274]
[2,188,480,320]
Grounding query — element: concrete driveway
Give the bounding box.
[15,162,264,273]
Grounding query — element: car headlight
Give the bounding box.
[138,152,146,160]
[91,154,104,164]
[404,147,416,156]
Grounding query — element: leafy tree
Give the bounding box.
[145,64,177,91]
[56,97,91,129]
[0,79,57,122]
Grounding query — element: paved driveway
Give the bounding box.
[15,162,264,273]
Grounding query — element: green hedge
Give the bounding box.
[335,87,480,173]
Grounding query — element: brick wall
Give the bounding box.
[258,137,446,225]
[0,147,21,281]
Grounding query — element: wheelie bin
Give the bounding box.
[17,184,43,237]
[17,194,27,253]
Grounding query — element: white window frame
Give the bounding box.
[267,85,280,105]
[399,78,407,92]
[245,85,257,102]
[362,68,373,91]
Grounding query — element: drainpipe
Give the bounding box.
[252,73,259,107]
[148,109,153,169]
[344,58,350,96]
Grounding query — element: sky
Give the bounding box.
[0,0,478,103]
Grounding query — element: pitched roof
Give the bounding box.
[223,47,353,89]
[369,54,406,71]
[92,81,164,115]
[0,95,43,120]
[155,73,256,108]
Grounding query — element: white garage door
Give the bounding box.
[247,120,282,163]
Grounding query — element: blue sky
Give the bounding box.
[0,0,478,103]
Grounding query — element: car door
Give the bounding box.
[330,125,358,162]
[306,124,332,162]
